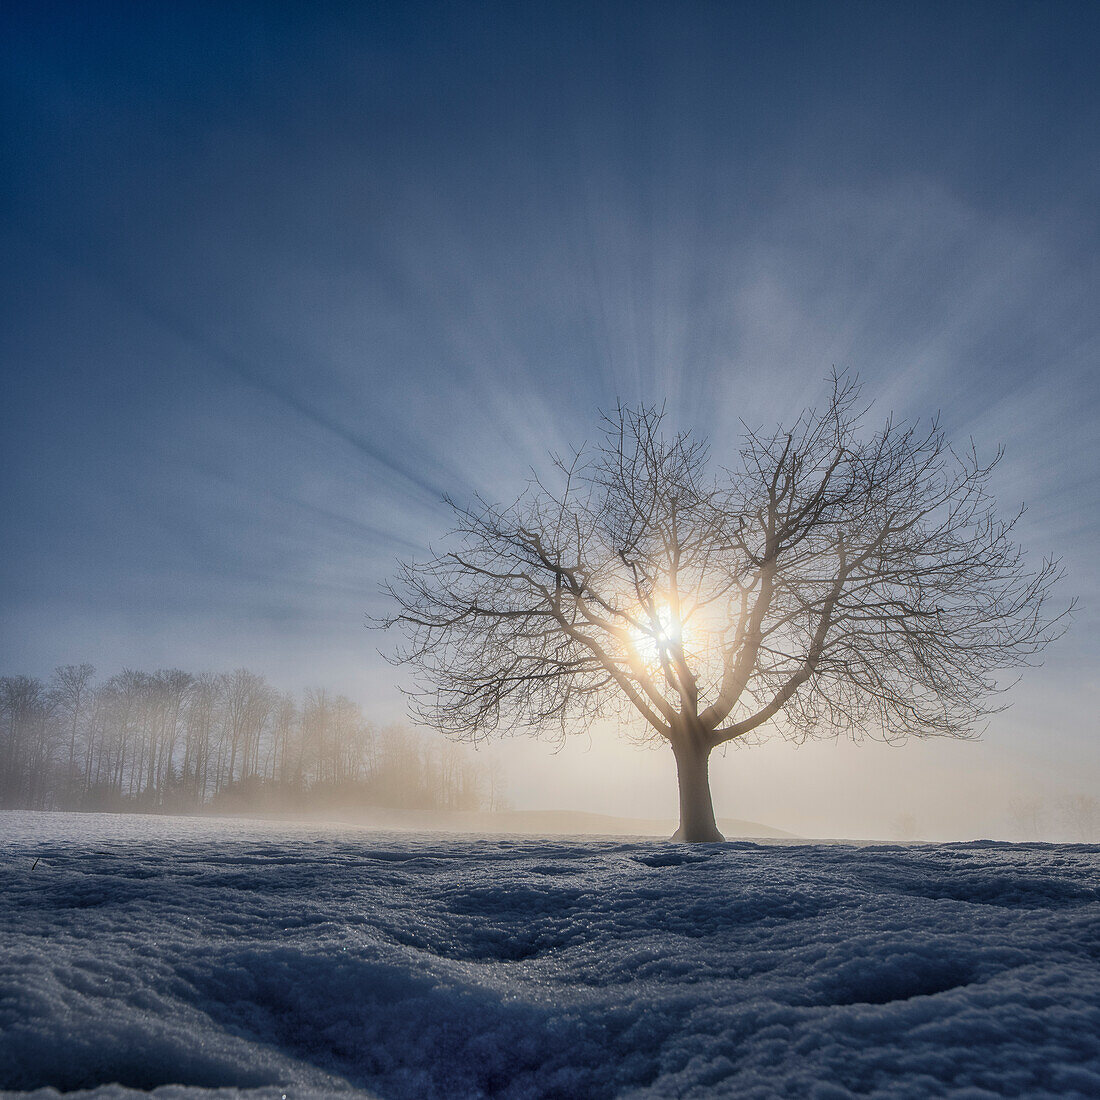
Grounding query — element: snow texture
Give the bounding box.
[1,811,1099,1099]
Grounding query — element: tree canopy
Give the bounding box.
[384,377,1071,840]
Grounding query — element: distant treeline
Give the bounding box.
[0,664,507,815]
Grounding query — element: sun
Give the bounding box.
[628,603,686,667]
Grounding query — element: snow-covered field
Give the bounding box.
[1,813,1098,1099]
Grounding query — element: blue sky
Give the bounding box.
[2,2,1097,835]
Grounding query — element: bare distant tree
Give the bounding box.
[218,669,276,789]
[1008,795,1047,841]
[267,692,299,786]
[0,676,55,807]
[1,660,502,815]
[182,673,220,802]
[50,663,95,796]
[1061,793,1099,843]
[382,377,1071,841]
[146,670,193,804]
[483,754,510,813]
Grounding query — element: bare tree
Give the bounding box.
[182,673,220,803]
[0,660,500,815]
[0,676,55,807]
[1061,793,1099,843]
[267,692,299,786]
[483,754,510,813]
[1008,794,1047,841]
[382,378,1071,841]
[218,669,275,790]
[50,663,95,798]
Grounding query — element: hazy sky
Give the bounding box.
[2,2,1098,838]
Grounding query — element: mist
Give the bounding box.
[0,664,506,823]
[5,661,1095,844]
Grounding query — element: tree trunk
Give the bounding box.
[671,737,724,843]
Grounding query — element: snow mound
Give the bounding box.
[2,812,1098,1098]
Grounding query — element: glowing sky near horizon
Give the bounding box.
[2,2,1098,837]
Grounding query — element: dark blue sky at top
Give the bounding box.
[1,1,1098,721]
